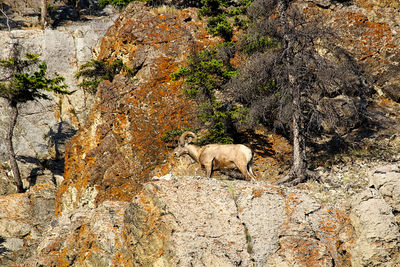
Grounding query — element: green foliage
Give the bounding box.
[229,105,248,124]
[199,122,234,144]
[172,47,238,99]
[98,0,137,7]
[0,53,70,106]
[228,0,252,16]
[0,53,39,70]
[228,0,252,28]
[75,59,134,94]
[207,15,233,40]
[46,3,58,12]
[171,46,243,144]
[199,0,253,40]
[169,1,258,144]
[198,0,230,17]
[170,67,190,82]
[241,35,280,54]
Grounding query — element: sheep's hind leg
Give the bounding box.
[236,164,253,181]
[248,164,256,181]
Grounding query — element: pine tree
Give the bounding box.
[0,52,70,192]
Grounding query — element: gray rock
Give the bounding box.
[0,167,17,195]
[318,95,364,135]
[28,201,130,267]
[350,188,400,266]
[0,220,32,239]
[0,15,117,189]
[0,194,32,238]
[0,184,56,265]
[130,178,252,266]
[2,238,24,252]
[306,0,332,8]
[234,184,285,265]
[18,175,400,266]
[369,164,400,212]
[126,179,348,266]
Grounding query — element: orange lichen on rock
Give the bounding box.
[56,2,220,215]
[303,0,400,101]
[270,192,354,266]
[341,12,393,65]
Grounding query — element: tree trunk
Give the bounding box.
[290,84,308,181]
[277,85,310,185]
[276,0,309,185]
[40,0,47,30]
[6,103,24,192]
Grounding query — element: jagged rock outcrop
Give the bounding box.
[56,1,294,216]
[27,178,333,265]
[351,164,400,266]
[350,188,400,266]
[369,164,400,213]
[1,1,400,266]
[25,200,130,266]
[0,0,105,29]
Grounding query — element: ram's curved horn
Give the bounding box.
[178,131,198,146]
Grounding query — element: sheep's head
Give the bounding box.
[174,131,197,157]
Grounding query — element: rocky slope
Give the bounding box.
[0,0,400,266]
[19,164,400,266]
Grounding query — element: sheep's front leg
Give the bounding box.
[204,160,214,178]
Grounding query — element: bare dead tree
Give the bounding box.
[227,0,370,185]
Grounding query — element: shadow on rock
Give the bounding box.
[16,121,77,187]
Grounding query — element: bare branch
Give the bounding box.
[0,5,11,31]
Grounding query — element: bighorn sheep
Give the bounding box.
[174,131,256,181]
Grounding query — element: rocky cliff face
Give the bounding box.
[306,0,400,101]
[55,3,219,215]
[0,13,117,193]
[1,0,400,266]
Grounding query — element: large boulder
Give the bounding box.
[350,188,400,266]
